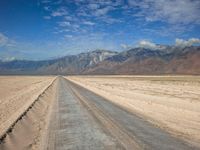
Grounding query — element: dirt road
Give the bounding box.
[68,76,200,145]
[0,76,199,150]
[45,77,198,150]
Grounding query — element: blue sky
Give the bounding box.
[0,0,200,60]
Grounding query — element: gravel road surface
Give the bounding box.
[45,77,199,150]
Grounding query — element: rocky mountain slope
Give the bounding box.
[0,46,199,75]
[0,50,117,75]
[83,46,200,75]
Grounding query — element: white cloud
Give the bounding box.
[93,6,114,16]
[0,33,15,47]
[88,3,99,10]
[99,16,122,24]
[44,6,51,11]
[58,21,71,27]
[64,16,73,21]
[40,0,200,55]
[64,35,73,39]
[175,38,200,47]
[51,7,68,17]
[44,16,51,19]
[42,0,124,37]
[0,33,9,47]
[128,0,200,25]
[138,40,160,49]
[71,24,80,29]
[83,21,95,26]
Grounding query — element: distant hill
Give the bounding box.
[0,46,200,75]
[83,46,200,75]
[0,50,117,75]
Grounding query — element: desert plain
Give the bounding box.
[0,75,200,149]
[0,76,55,149]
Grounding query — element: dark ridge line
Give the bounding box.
[0,76,57,144]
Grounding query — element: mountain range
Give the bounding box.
[0,46,199,75]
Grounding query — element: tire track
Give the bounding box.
[69,85,140,150]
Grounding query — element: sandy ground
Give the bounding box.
[0,76,54,139]
[0,79,57,150]
[67,75,200,146]
[0,76,199,149]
